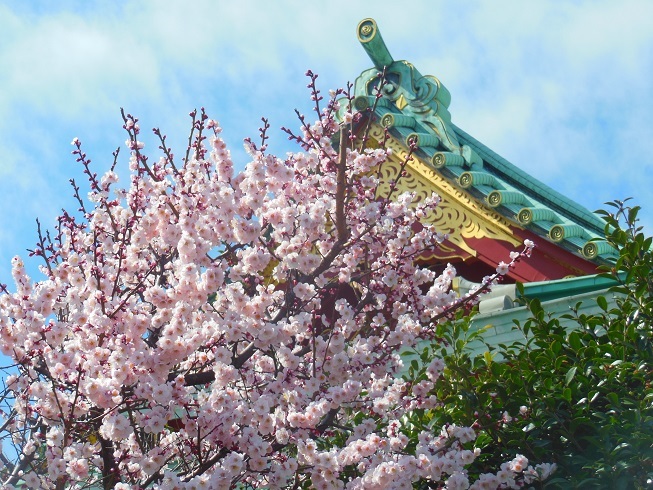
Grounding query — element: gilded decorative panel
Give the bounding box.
[369,124,521,256]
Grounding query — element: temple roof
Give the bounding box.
[346,18,615,265]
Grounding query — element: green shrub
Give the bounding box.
[403,200,653,488]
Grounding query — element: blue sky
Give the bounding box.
[0,0,652,283]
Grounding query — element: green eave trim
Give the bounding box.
[452,125,606,236]
[519,273,624,303]
[359,106,616,262]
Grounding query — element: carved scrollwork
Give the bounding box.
[406,67,441,113]
[370,125,521,253]
[354,19,463,153]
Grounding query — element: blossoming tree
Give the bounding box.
[0,76,538,489]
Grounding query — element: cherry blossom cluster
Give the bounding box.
[0,82,539,488]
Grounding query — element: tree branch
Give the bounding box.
[336,127,350,242]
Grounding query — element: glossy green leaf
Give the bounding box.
[565,366,577,386]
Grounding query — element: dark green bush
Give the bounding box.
[403,200,653,488]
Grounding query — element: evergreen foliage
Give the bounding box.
[404,200,653,488]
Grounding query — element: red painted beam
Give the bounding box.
[465,227,599,282]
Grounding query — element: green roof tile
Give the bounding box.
[453,126,606,234]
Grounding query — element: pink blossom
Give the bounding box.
[496,261,510,275]
[0,95,539,488]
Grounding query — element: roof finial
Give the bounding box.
[357,18,394,70]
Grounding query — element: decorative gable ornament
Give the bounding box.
[342,18,615,285]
